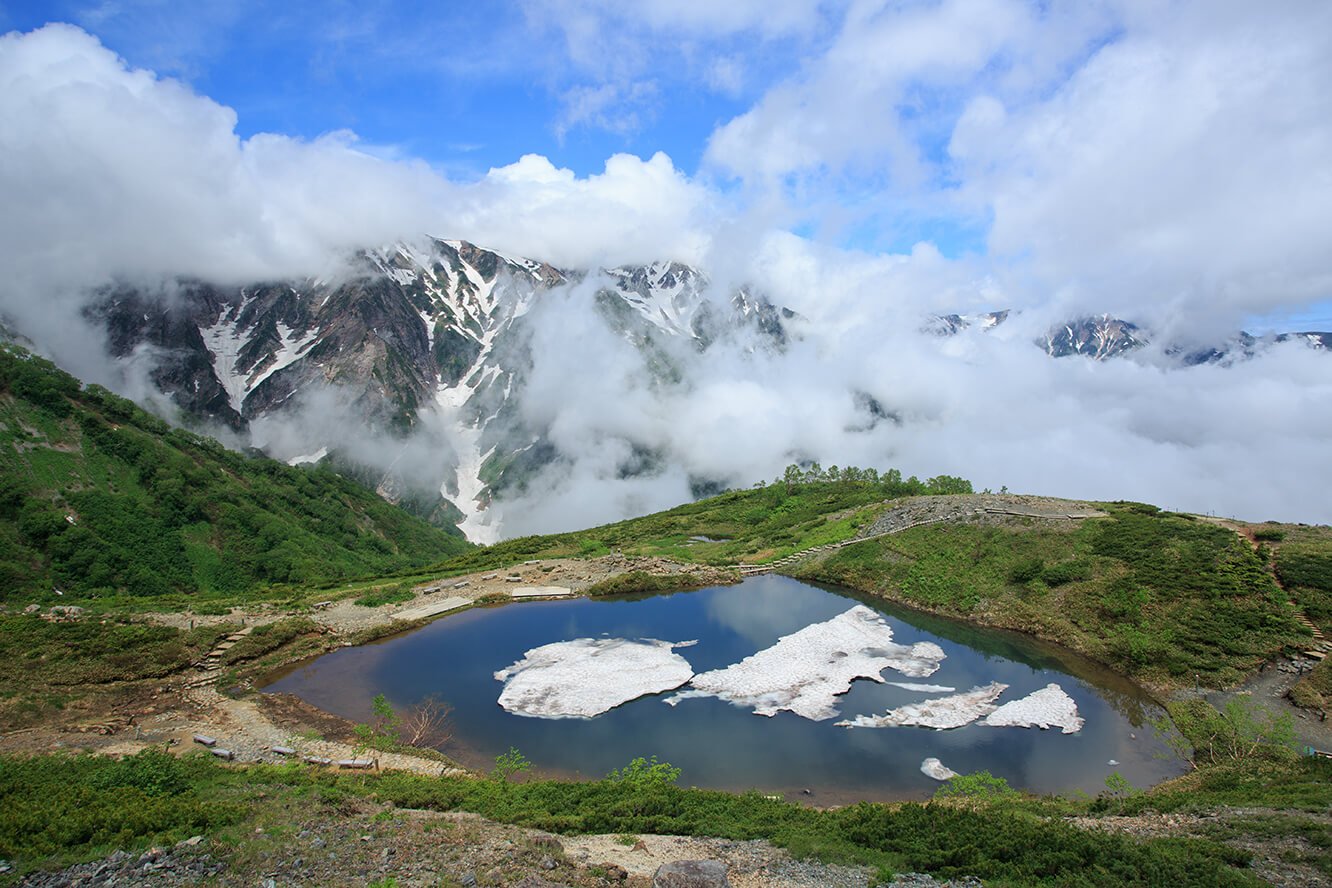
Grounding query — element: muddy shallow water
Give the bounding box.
[263,575,1187,804]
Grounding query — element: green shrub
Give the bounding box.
[1276,553,1332,593]
[1008,557,1045,584]
[1041,558,1093,586]
[605,756,681,787]
[932,770,1017,802]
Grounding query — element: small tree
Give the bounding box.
[1153,698,1298,769]
[492,746,532,784]
[400,694,453,748]
[354,693,402,752]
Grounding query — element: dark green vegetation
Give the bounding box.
[798,503,1306,687]
[8,746,1328,887]
[429,468,971,575]
[0,750,243,872]
[584,570,709,596]
[1272,529,1332,626]
[0,345,470,607]
[1263,523,1332,711]
[0,612,224,731]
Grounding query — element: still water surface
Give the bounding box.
[263,576,1186,803]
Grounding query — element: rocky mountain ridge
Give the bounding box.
[72,238,1329,542]
[83,239,794,541]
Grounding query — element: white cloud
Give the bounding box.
[459,152,717,268]
[0,24,720,354]
[950,0,1332,326]
[704,0,1031,187]
[2,12,1331,539]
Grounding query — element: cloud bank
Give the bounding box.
[2,11,1331,532]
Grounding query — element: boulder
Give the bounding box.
[652,859,731,888]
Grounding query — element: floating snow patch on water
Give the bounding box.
[888,682,956,693]
[495,638,694,719]
[983,683,1084,733]
[666,605,945,720]
[837,682,1008,730]
[920,758,957,780]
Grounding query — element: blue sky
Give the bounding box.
[1,0,1330,330]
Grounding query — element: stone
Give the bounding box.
[540,855,558,870]
[513,876,563,888]
[652,859,732,888]
[599,863,628,881]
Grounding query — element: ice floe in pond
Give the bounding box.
[495,638,694,719]
[837,683,1009,730]
[983,683,1084,734]
[665,605,946,720]
[920,757,957,780]
[888,682,956,693]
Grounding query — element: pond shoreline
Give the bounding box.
[9,547,1326,788]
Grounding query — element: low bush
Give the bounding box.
[585,571,711,596]
[0,750,242,866]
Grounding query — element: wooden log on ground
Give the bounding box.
[193,734,218,747]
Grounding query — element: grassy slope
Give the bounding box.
[797,503,1308,688]
[1267,523,1332,708]
[428,476,969,573]
[0,345,471,609]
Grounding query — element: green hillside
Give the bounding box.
[0,345,471,607]
[426,481,1312,689]
[427,467,974,571]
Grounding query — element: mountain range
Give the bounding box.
[30,237,1330,542]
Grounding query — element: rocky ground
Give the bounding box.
[11,802,975,888]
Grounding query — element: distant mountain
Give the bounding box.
[82,239,792,541]
[926,309,1330,364]
[1034,316,1329,364]
[922,310,1009,337]
[1038,315,1147,360]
